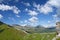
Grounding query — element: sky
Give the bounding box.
[0,0,60,27]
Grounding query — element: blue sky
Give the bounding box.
[0,0,60,27]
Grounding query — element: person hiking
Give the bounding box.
[56,22,60,39]
[52,22,60,40]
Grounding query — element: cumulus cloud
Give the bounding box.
[25,8,38,16]
[29,16,38,23]
[40,4,53,14]
[0,4,20,14]
[12,6,20,14]
[46,0,60,16]
[21,2,31,6]
[0,14,3,19]
[48,0,60,7]
[24,0,60,16]
[43,0,60,13]
[33,3,41,11]
[33,0,60,14]
[33,2,53,14]
[52,7,60,22]
[28,10,38,16]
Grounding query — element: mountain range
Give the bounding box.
[12,23,56,33]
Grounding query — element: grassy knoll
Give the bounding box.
[0,24,26,40]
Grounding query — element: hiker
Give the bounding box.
[52,22,60,40]
[56,22,60,39]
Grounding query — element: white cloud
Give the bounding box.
[48,0,60,7]
[33,2,53,14]
[40,4,53,14]
[46,0,60,16]
[33,2,41,11]
[22,2,31,6]
[28,10,38,16]
[0,4,20,14]
[25,8,39,16]
[33,0,60,14]
[0,4,12,11]
[43,0,60,14]
[29,16,38,23]
[12,6,20,14]
[24,0,60,16]
[0,14,3,19]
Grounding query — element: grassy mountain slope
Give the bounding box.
[0,21,58,40]
[24,33,56,40]
[0,22,26,40]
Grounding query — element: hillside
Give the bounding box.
[23,33,56,40]
[0,21,57,40]
[12,24,56,33]
[0,21,26,40]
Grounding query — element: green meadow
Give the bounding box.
[23,33,56,40]
[0,22,60,40]
[0,24,26,40]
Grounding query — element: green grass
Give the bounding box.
[57,38,60,40]
[0,24,26,40]
[23,33,56,40]
[0,24,57,40]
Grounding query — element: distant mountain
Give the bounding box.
[24,25,56,33]
[35,25,45,28]
[47,27,56,29]
[12,24,21,26]
[0,21,26,40]
[11,24,56,33]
